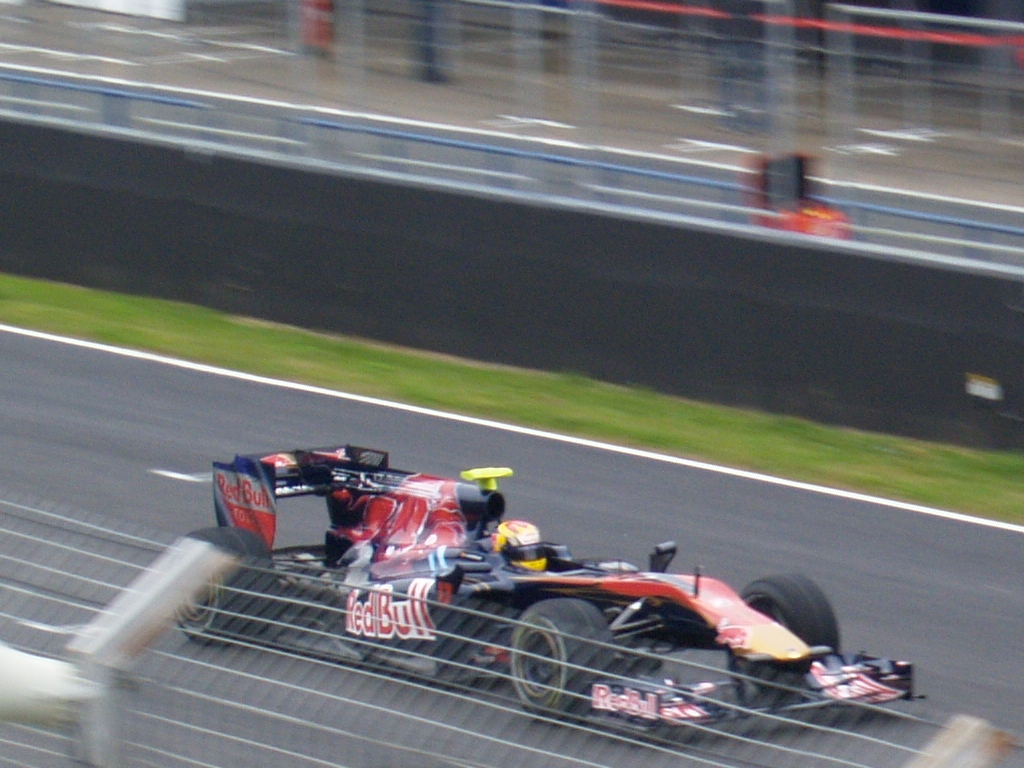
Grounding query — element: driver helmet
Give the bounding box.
[493,519,547,571]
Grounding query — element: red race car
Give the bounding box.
[179,444,913,728]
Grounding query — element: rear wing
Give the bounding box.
[213,445,404,547]
[260,445,395,497]
[213,455,278,547]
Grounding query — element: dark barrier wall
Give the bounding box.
[1,121,1022,447]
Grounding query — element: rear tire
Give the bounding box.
[177,527,275,642]
[510,598,613,715]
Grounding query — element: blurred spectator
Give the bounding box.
[714,0,767,132]
[416,0,448,83]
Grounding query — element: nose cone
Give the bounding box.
[717,622,810,661]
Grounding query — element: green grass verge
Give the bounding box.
[2,273,1022,525]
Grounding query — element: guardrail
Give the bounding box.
[0,61,1021,267]
[0,494,960,768]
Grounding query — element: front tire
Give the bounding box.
[740,573,840,652]
[509,598,613,715]
[736,574,840,707]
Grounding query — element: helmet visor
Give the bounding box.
[508,544,544,562]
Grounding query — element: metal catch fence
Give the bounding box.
[142,0,1024,202]
[0,492,949,768]
[825,5,1024,226]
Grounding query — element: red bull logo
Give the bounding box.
[215,468,276,546]
[591,684,660,720]
[715,620,751,650]
[216,471,274,513]
[345,579,436,641]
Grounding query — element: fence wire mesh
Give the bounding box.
[0,493,952,768]
[825,5,1024,231]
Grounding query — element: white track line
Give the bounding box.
[149,469,210,483]
[4,323,1022,536]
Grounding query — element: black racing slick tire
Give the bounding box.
[509,598,614,716]
[740,573,841,652]
[735,574,840,708]
[176,527,276,643]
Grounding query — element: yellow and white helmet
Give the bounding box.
[493,519,547,571]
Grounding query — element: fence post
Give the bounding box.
[981,43,1012,138]
[0,537,237,766]
[766,0,796,155]
[570,0,597,138]
[338,0,366,109]
[415,0,448,82]
[514,0,543,122]
[68,663,121,768]
[825,3,857,219]
[63,536,239,767]
[901,14,932,130]
[570,0,598,195]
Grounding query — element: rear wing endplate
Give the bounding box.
[213,455,278,548]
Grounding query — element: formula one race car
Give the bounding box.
[178,444,914,727]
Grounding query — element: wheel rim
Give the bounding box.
[511,620,568,708]
[177,582,220,633]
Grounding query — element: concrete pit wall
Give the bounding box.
[1,120,1022,448]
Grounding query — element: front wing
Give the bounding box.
[588,653,913,728]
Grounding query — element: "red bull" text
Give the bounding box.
[345,579,436,641]
[591,684,660,720]
[216,471,274,513]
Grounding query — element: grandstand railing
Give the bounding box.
[0,60,1021,267]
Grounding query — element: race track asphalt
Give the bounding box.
[0,326,1021,761]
